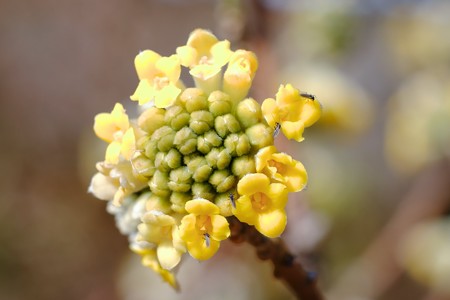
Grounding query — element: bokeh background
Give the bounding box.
[1,0,450,299]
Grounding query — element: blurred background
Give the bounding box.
[1,0,450,299]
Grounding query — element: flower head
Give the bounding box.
[179,199,230,260]
[131,50,182,107]
[262,84,321,142]
[93,103,136,164]
[233,173,288,238]
[255,146,307,192]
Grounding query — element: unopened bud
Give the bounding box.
[197,130,223,154]
[214,114,241,138]
[149,170,171,197]
[191,182,215,201]
[180,88,208,113]
[224,133,251,157]
[170,192,191,213]
[131,153,155,177]
[143,192,172,214]
[173,126,198,155]
[236,98,262,129]
[189,110,214,135]
[209,169,236,193]
[151,126,175,152]
[187,156,213,182]
[138,107,166,135]
[168,166,192,193]
[245,123,273,150]
[165,105,190,130]
[208,91,232,116]
[231,155,256,178]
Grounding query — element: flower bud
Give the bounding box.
[170,192,191,213]
[144,139,159,160]
[214,114,241,138]
[149,170,171,197]
[187,156,213,182]
[197,130,222,154]
[165,105,190,130]
[209,169,236,193]
[168,166,193,193]
[180,88,208,112]
[245,123,273,150]
[154,152,171,173]
[223,50,258,103]
[231,155,256,178]
[191,182,215,201]
[131,152,155,177]
[165,148,182,169]
[224,133,251,157]
[216,148,232,170]
[173,126,198,155]
[235,98,262,129]
[214,192,235,217]
[151,126,176,152]
[189,110,214,135]
[208,91,232,116]
[138,107,166,135]
[143,192,172,214]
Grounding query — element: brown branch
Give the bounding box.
[228,216,325,300]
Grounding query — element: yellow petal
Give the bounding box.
[156,55,181,83]
[256,209,287,238]
[105,141,121,164]
[135,50,161,80]
[232,195,258,225]
[121,128,136,160]
[186,238,220,260]
[210,40,232,67]
[186,29,218,57]
[176,45,198,67]
[157,241,182,270]
[261,98,278,128]
[130,79,155,105]
[255,146,277,172]
[237,173,270,196]
[88,172,118,200]
[185,198,219,215]
[267,183,288,209]
[210,215,230,241]
[281,120,305,142]
[154,84,181,108]
[93,103,129,142]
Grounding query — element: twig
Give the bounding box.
[228,216,325,300]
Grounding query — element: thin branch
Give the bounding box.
[228,216,325,300]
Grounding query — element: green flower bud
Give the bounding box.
[154,152,171,173]
[205,147,220,167]
[138,107,166,135]
[214,192,235,217]
[168,166,192,193]
[131,153,155,177]
[214,114,241,138]
[189,110,214,135]
[236,98,262,129]
[180,88,208,113]
[169,192,191,213]
[144,139,158,160]
[197,130,223,154]
[149,170,171,197]
[173,126,198,155]
[208,90,232,116]
[224,133,251,157]
[165,148,182,169]
[216,148,232,170]
[231,155,256,178]
[191,182,215,201]
[245,123,273,150]
[151,126,175,152]
[143,192,172,214]
[136,135,150,151]
[209,169,236,193]
[165,105,190,130]
[187,156,213,182]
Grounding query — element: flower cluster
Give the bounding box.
[89,29,321,288]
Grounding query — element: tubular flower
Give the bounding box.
[137,211,185,270]
[176,29,232,93]
[223,50,258,103]
[130,50,182,108]
[94,103,135,164]
[255,146,307,192]
[89,28,320,289]
[262,84,321,142]
[233,173,288,238]
[179,199,230,260]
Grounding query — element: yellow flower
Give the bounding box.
[262,84,321,142]
[93,103,135,164]
[179,199,230,260]
[223,50,258,102]
[130,50,182,107]
[255,146,307,192]
[137,211,186,270]
[233,173,288,238]
[131,245,178,289]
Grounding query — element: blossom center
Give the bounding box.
[199,55,212,65]
[154,76,170,90]
[195,215,212,234]
[251,192,270,212]
[112,129,125,141]
[268,159,285,173]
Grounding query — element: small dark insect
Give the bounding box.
[229,192,236,208]
[273,122,281,138]
[204,233,211,248]
[301,92,315,100]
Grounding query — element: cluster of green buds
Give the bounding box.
[89,29,321,288]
